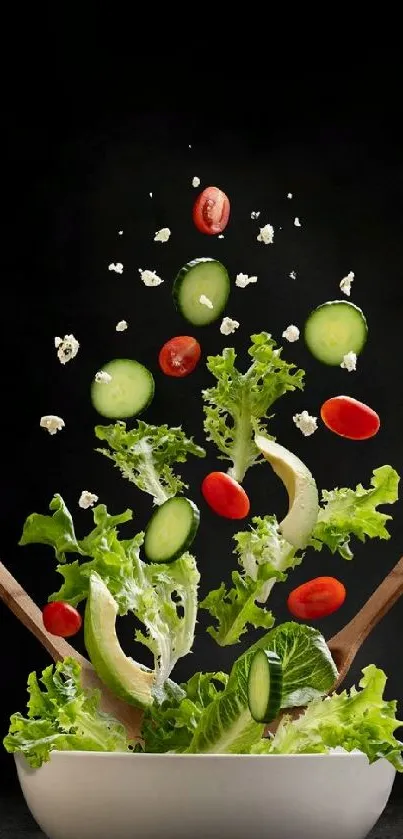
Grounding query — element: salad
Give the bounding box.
[3,185,403,772]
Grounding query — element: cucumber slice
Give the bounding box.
[91,358,154,419]
[173,258,230,326]
[304,300,368,365]
[144,497,200,563]
[247,649,283,724]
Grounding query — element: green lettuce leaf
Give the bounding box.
[19,498,200,687]
[252,665,403,772]
[95,421,206,505]
[3,659,130,768]
[186,622,336,754]
[311,466,400,559]
[200,516,302,646]
[202,333,305,483]
[141,672,228,753]
[19,495,80,562]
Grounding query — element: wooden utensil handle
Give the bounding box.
[328,556,403,655]
[0,561,82,663]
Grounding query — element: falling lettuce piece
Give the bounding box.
[19,495,80,562]
[3,659,130,768]
[95,420,206,505]
[202,333,305,484]
[251,665,403,772]
[200,516,302,646]
[310,465,400,559]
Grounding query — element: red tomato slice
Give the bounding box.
[42,601,82,638]
[193,186,230,235]
[201,471,250,519]
[320,395,380,440]
[287,576,346,620]
[159,336,201,378]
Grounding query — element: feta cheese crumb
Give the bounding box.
[257,223,274,244]
[95,370,112,384]
[235,272,258,288]
[250,210,261,219]
[340,271,355,296]
[340,351,357,372]
[40,415,65,435]
[54,334,79,365]
[149,192,153,198]
[115,320,128,332]
[79,490,99,510]
[287,192,293,199]
[282,324,300,342]
[220,317,240,336]
[154,227,171,243]
[188,144,192,149]
[139,268,164,287]
[192,176,200,187]
[294,217,301,227]
[293,410,318,437]
[199,294,214,309]
[218,234,225,239]
[108,262,124,274]
[289,270,297,280]
[118,230,123,236]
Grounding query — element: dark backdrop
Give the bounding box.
[2,56,402,796]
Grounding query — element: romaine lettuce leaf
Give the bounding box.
[202,333,305,483]
[311,465,400,560]
[19,498,200,687]
[95,420,206,505]
[252,665,403,772]
[3,659,130,768]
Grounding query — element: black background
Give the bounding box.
[2,42,403,797]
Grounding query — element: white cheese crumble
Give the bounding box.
[218,234,225,239]
[235,272,258,288]
[79,490,99,510]
[340,271,355,296]
[293,410,318,437]
[199,294,214,309]
[340,351,357,372]
[220,316,240,336]
[287,192,293,199]
[139,268,164,287]
[154,227,171,243]
[282,324,300,342]
[149,192,153,198]
[192,176,200,187]
[95,371,112,384]
[289,270,297,280]
[116,320,128,332]
[108,262,124,274]
[118,230,123,236]
[40,415,65,435]
[54,334,79,365]
[251,210,261,219]
[294,217,301,227]
[257,223,274,244]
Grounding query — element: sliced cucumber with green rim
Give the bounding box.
[304,300,368,365]
[173,258,230,326]
[144,497,200,563]
[91,358,155,419]
[247,649,283,724]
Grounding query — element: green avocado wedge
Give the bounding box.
[84,573,154,709]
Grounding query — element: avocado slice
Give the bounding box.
[84,573,154,709]
[255,434,319,549]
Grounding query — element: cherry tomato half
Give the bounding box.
[287,576,346,621]
[320,395,380,440]
[201,471,250,519]
[42,601,82,638]
[193,186,230,235]
[159,336,201,378]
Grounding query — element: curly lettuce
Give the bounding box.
[202,333,305,483]
[95,421,206,505]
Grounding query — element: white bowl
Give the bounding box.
[15,751,395,839]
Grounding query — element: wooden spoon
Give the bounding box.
[267,556,403,734]
[0,562,143,740]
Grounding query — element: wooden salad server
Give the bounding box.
[267,556,403,735]
[0,561,143,740]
